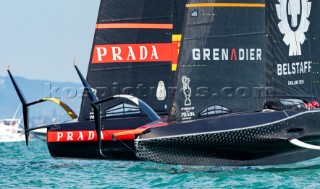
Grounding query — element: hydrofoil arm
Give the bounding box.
[6,66,78,146]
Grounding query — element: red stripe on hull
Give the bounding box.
[47,130,134,142]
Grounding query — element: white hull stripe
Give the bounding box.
[136,110,320,141]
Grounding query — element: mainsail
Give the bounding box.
[79,0,187,121]
[266,0,320,102]
[169,0,266,122]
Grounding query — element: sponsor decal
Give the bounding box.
[89,111,95,120]
[92,88,97,96]
[275,0,313,86]
[288,80,305,86]
[276,0,312,56]
[277,61,312,76]
[277,61,312,85]
[47,130,134,142]
[181,76,195,120]
[182,76,192,106]
[92,43,172,63]
[181,106,196,120]
[191,10,198,17]
[192,48,262,61]
[156,81,166,101]
[91,35,181,70]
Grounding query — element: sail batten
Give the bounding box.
[96,23,174,29]
[186,3,266,8]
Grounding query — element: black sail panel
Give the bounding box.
[266,0,320,101]
[169,0,266,122]
[79,0,187,121]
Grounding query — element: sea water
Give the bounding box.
[1,140,320,189]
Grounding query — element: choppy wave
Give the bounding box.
[1,140,320,188]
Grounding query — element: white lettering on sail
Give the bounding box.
[256,49,262,60]
[112,47,123,61]
[203,48,210,60]
[277,64,282,75]
[140,46,148,60]
[127,46,136,60]
[222,49,228,60]
[92,43,171,63]
[96,47,107,61]
[277,61,312,76]
[150,46,159,60]
[239,49,245,60]
[274,1,313,86]
[288,80,305,86]
[192,49,201,60]
[213,49,219,60]
[250,49,255,60]
[192,48,262,61]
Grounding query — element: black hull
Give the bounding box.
[49,141,137,160]
[135,110,320,166]
[47,116,152,160]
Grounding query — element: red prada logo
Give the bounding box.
[92,43,173,63]
[47,130,134,142]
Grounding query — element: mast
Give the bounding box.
[169,0,266,122]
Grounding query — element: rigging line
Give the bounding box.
[186,74,264,86]
[91,63,170,72]
[186,3,265,8]
[282,111,289,118]
[100,16,172,23]
[18,123,47,144]
[30,132,47,143]
[119,139,136,154]
[103,130,136,154]
[184,32,265,40]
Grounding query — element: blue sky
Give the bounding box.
[0,0,100,82]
